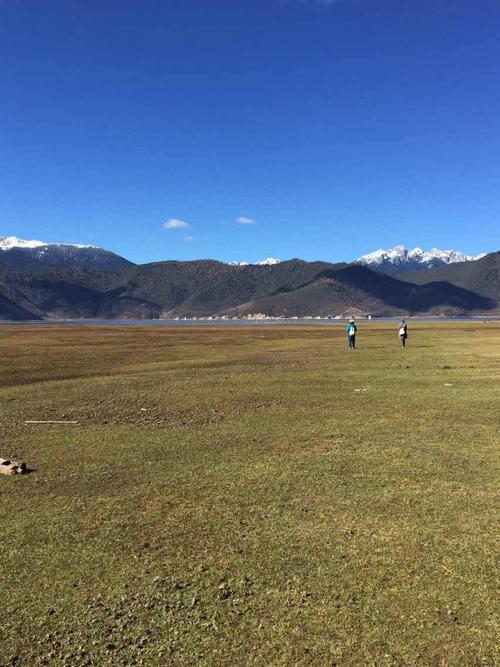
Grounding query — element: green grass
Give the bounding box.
[0,323,498,666]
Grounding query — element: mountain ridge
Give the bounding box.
[0,253,497,320]
[398,251,500,302]
[0,236,134,271]
[0,237,497,320]
[356,245,485,276]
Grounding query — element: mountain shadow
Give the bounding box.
[332,265,495,313]
[0,290,42,320]
[398,251,500,302]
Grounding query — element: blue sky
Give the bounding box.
[1,0,499,264]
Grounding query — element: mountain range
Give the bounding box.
[0,237,497,320]
[356,245,486,276]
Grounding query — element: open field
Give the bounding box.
[0,323,498,666]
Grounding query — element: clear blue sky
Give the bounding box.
[1,0,499,264]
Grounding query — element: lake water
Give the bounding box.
[1,317,498,326]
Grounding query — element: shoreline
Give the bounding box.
[1,316,499,326]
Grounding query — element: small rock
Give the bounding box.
[217,583,233,601]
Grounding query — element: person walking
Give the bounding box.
[398,319,408,348]
[345,318,357,350]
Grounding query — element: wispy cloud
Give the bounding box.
[182,236,194,243]
[236,216,256,225]
[163,218,189,230]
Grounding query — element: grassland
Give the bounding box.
[0,322,498,666]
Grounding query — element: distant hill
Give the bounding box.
[0,256,496,320]
[0,236,133,271]
[398,251,500,303]
[0,236,497,320]
[356,245,485,276]
[228,264,495,318]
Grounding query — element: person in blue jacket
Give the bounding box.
[345,318,357,350]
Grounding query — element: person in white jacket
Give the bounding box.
[398,319,408,348]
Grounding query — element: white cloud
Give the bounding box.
[182,236,194,242]
[163,218,189,230]
[236,216,256,225]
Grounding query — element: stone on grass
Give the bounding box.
[0,458,27,476]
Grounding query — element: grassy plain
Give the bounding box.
[0,322,498,666]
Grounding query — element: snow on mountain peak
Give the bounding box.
[229,257,281,266]
[0,236,95,251]
[0,236,47,250]
[356,246,485,275]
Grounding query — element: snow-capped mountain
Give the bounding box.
[0,236,133,270]
[229,257,281,267]
[0,236,94,251]
[1,236,49,251]
[356,245,485,276]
